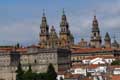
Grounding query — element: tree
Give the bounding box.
[23,64,36,80]
[46,63,57,80]
[37,73,48,80]
[16,63,58,80]
[111,60,120,65]
[16,62,24,80]
[86,72,91,77]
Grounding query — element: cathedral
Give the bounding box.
[0,10,119,80]
[39,10,119,49]
[39,10,74,49]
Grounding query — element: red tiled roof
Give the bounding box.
[64,73,81,79]
[71,48,114,53]
[0,47,27,53]
[27,44,40,48]
[0,48,13,52]
[111,75,120,80]
[110,65,120,69]
[82,77,92,80]
[16,48,27,53]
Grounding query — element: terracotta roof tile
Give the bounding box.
[64,73,81,79]
[82,77,92,80]
[111,75,120,80]
[71,48,114,53]
[16,48,27,53]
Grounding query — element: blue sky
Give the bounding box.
[0,0,120,46]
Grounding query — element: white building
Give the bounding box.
[82,57,115,65]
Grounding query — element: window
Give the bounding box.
[94,33,96,36]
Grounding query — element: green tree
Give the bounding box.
[37,73,48,80]
[86,72,91,77]
[23,64,37,80]
[16,62,24,80]
[46,63,57,80]
[111,60,120,65]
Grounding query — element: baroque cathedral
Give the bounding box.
[0,10,119,80]
[39,10,119,49]
[39,10,74,48]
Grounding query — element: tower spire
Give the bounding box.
[39,9,49,48]
[61,8,67,22]
[41,9,47,24]
[90,15,101,48]
[92,15,99,32]
[43,9,45,17]
[92,9,98,26]
[59,9,74,48]
[62,8,65,15]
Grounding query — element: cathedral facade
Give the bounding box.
[39,10,74,49]
[38,10,119,49]
[0,10,119,80]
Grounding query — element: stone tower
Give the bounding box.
[90,15,101,48]
[39,11,49,48]
[49,26,58,48]
[59,10,74,48]
[104,32,111,48]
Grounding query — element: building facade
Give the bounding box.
[0,47,71,80]
[39,10,74,48]
[0,10,120,80]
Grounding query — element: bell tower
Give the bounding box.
[39,10,49,48]
[59,9,74,48]
[90,15,102,48]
